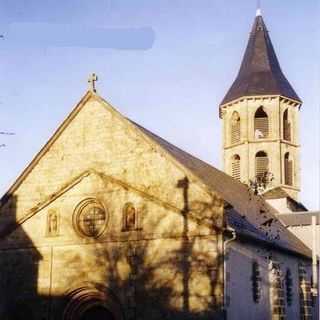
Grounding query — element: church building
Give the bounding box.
[0,9,317,320]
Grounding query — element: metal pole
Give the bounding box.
[311,216,318,298]
[223,227,236,319]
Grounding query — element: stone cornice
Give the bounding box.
[219,95,301,112]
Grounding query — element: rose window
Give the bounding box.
[74,199,108,238]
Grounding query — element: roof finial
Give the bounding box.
[88,73,98,93]
[256,0,262,16]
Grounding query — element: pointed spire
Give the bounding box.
[220,13,301,106]
[256,0,262,16]
[256,8,262,16]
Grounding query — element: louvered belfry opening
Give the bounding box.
[255,151,269,179]
[283,109,291,141]
[254,107,269,139]
[231,111,241,144]
[284,152,293,186]
[231,154,241,181]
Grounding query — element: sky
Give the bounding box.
[0,0,319,210]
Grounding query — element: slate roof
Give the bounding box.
[220,13,301,106]
[131,120,311,259]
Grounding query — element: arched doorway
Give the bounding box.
[63,284,124,320]
[80,305,115,320]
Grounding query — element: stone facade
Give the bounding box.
[0,92,224,320]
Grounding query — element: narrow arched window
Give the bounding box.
[231,111,241,144]
[254,107,269,139]
[284,153,293,186]
[122,203,137,231]
[47,209,59,237]
[251,261,261,303]
[285,269,293,306]
[255,151,269,179]
[231,155,241,181]
[283,109,291,141]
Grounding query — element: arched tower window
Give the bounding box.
[255,151,269,179]
[284,153,293,186]
[231,111,241,144]
[254,107,269,139]
[231,155,241,181]
[283,109,291,141]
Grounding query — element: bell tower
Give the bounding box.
[220,10,302,200]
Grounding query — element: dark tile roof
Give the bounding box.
[226,209,311,257]
[226,208,271,242]
[263,187,308,212]
[279,212,320,227]
[131,120,311,258]
[220,14,301,106]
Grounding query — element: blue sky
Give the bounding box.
[0,0,319,209]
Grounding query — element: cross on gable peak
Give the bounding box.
[88,73,98,93]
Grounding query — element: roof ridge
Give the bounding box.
[129,121,311,258]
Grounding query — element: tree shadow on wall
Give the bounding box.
[55,176,225,320]
[0,176,225,320]
[0,195,43,320]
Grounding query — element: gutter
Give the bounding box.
[223,226,237,318]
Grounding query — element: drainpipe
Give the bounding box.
[311,216,318,297]
[223,227,237,319]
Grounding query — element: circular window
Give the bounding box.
[73,199,108,238]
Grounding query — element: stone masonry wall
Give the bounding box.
[221,96,301,199]
[0,93,224,320]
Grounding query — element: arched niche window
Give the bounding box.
[231,154,241,181]
[255,151,269,179]
[231,111,241,144]
[47,209,59,237]
[254,107,269,139]
[284,153,293,186]
[122,203,137,231]
[283,109,291,141]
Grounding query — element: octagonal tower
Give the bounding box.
[220,10,302,200]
